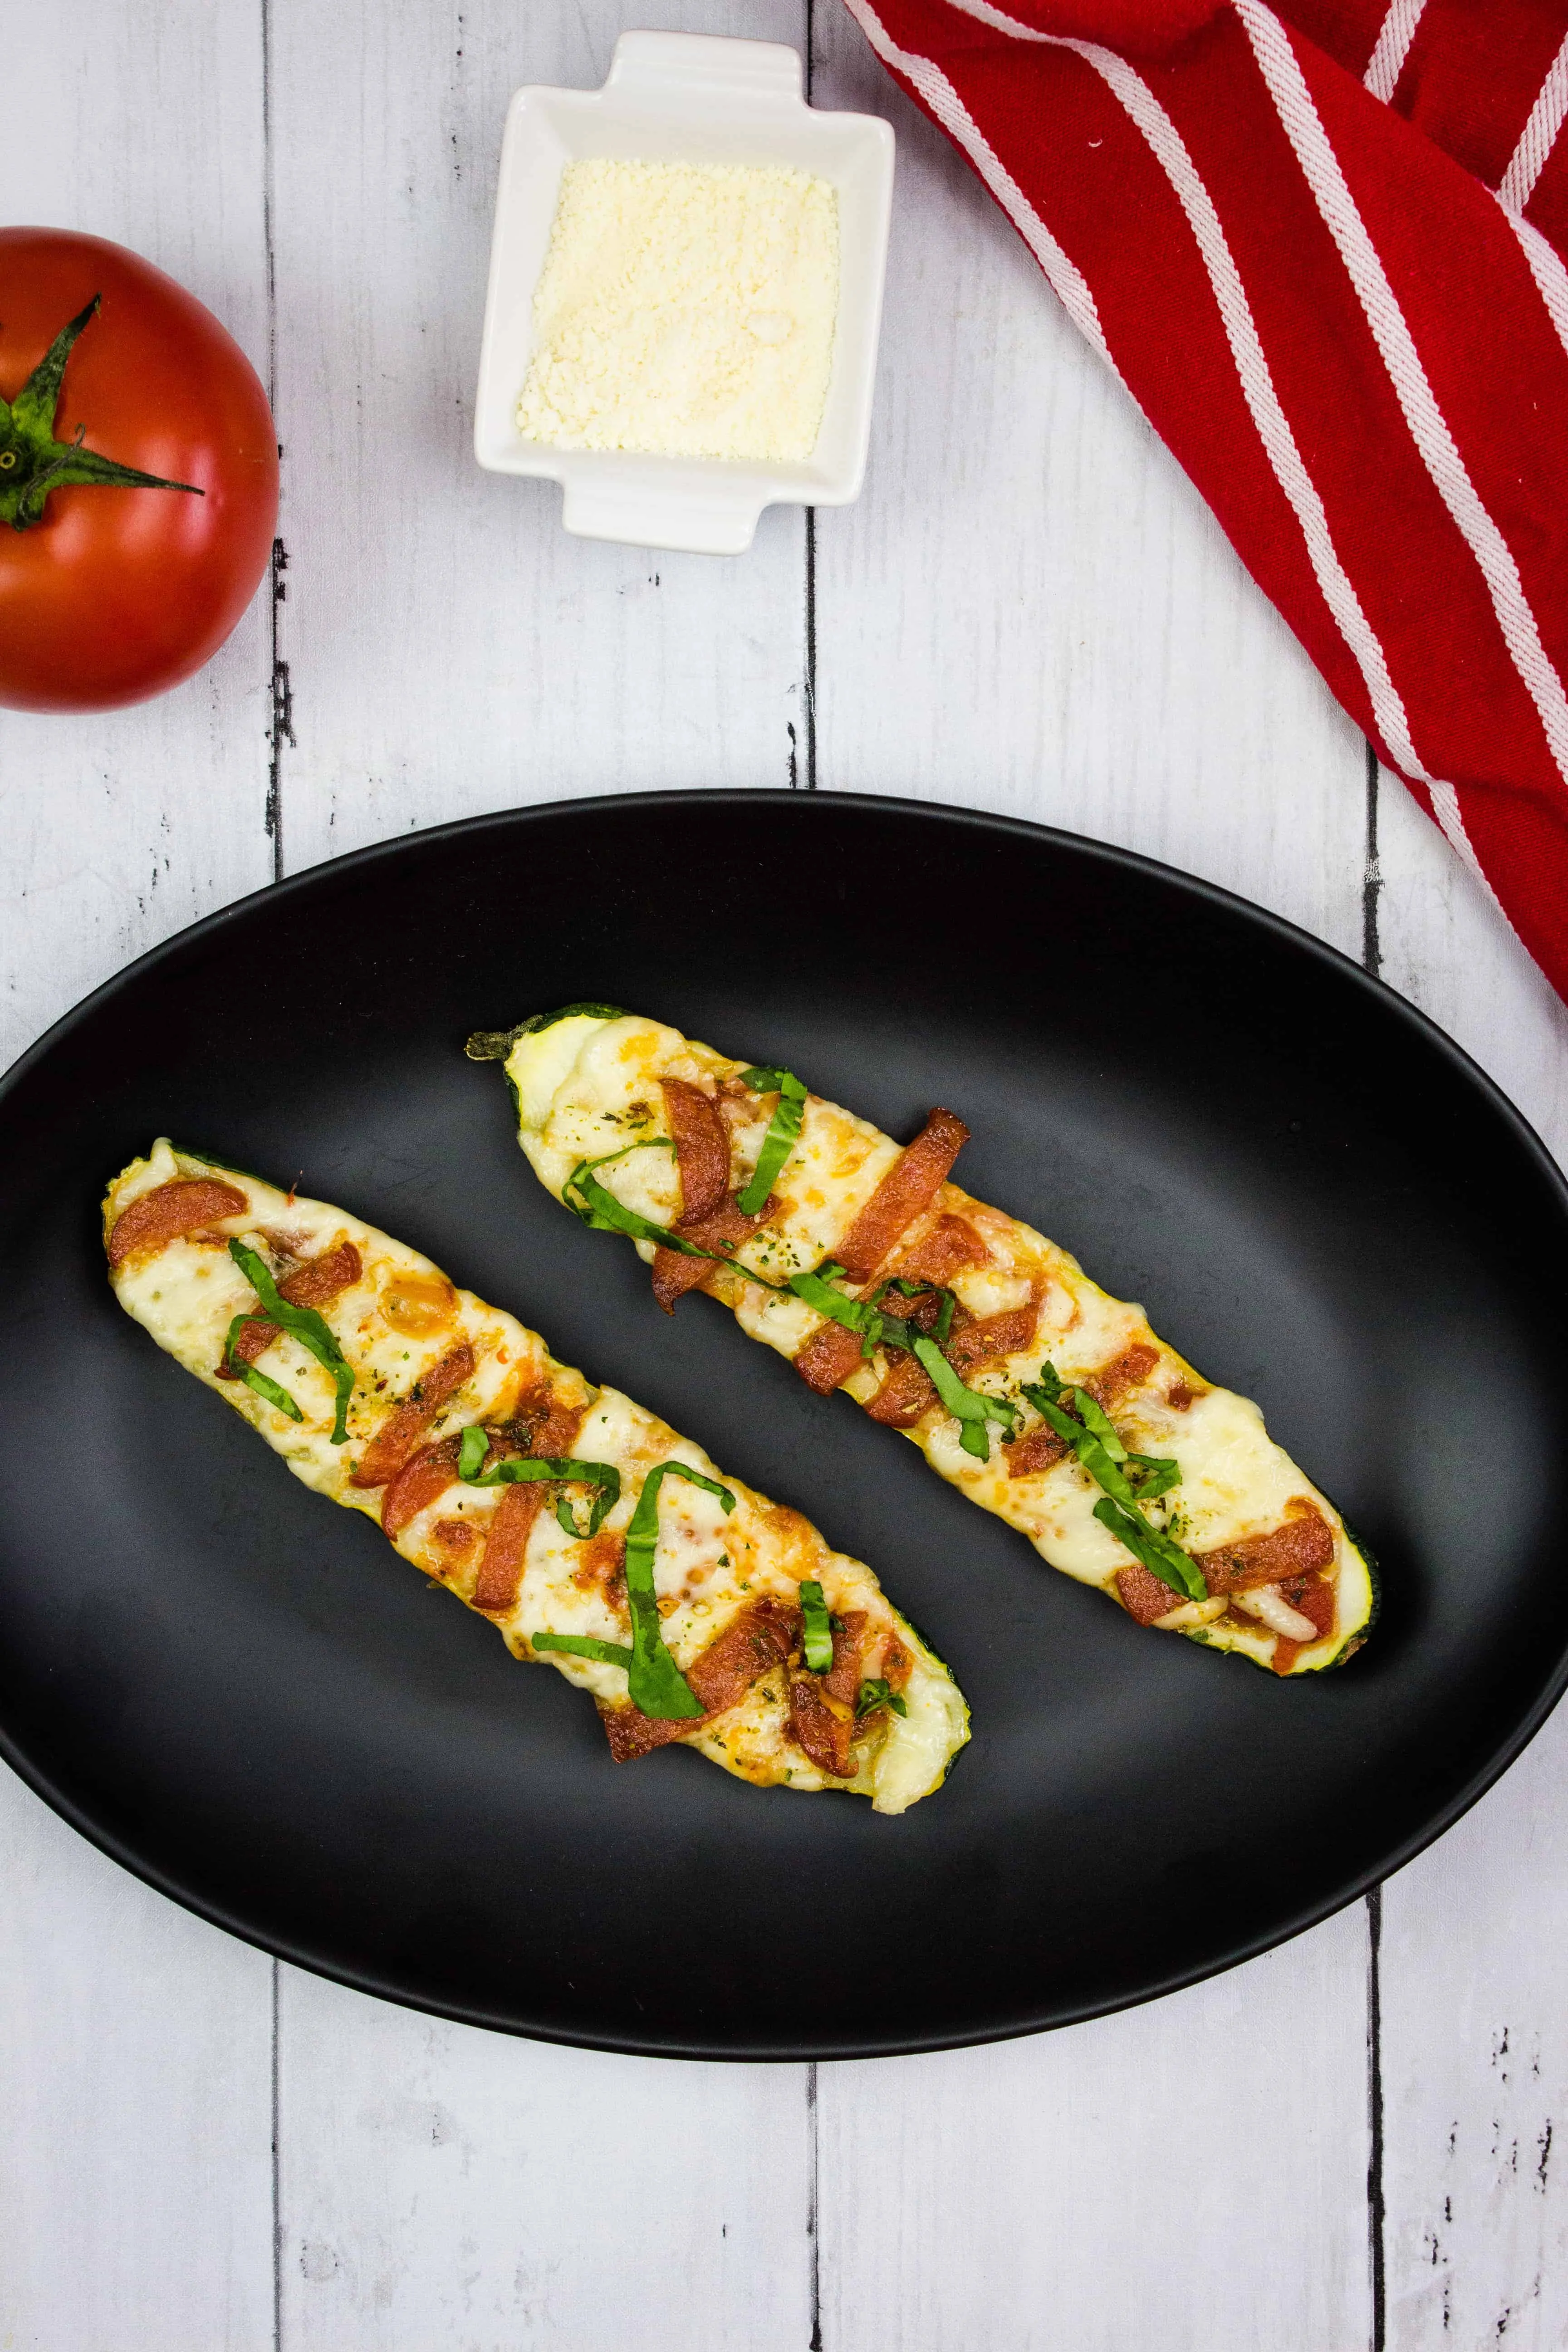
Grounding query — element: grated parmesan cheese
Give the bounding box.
[517,158,839,464]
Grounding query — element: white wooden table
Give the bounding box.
[6,5,1568,2346]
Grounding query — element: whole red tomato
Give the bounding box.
[0,228,279,712]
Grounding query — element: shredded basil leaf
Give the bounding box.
[1071,1389,1127,1462]
[563,1145,800,1294]
[1024,1388,1143,1510]
[620,1462,735,1719]
[865,1279,957,1351]
[1072,1388,1181,1496]
[227,1240,355,1443]
[788,1265,880,1343]
[798,1578,834,1672]
[221,1324,304,1423]
[1093,1497,1206,1604]
[1022,1372,1203,1600]
[735,1066,808,1217]
[531,1631,634,1669]
[458,1430,621,1538]
[1124,1451,1182,1501]
[855,1677,908,1719]
[531,1461,734,1716]
[563,1142,724,1262]
[1022,1379,1181,1506]
[911,1336,1018,1460]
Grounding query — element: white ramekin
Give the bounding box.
[474,31,895,557]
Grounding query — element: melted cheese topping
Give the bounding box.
[104,1141,968,1812]
[509,1014,1376,1676]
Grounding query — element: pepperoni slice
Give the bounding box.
[793,1320,867,1397]
[650,1244,717,1313]
[822,1610,869,1707]
[881,1635,912,1691]
[472,1481,549,1613]
[662,1078,731,1224]
[864,1350,939,1427]
[1116,1562,1185,1626]
[1085,1343,1161,1407]
[107,1177,248,1267]
[381,1435,462,1539]
[891,1213,990,1286]
[947,1301,1039,1373]
[791,1111,969,1391]
[688,1597,798,1715]
[573,1531,627,1602]
[1005,1424,1069,1475]
[600,1598,798,1761]
[799,1119,992,1392]
[218,1240,362,1377]
[505,1386,585,1462]
[650,1193,772,1313]
[788,1672,857,1778]
[1197,1508,1335,1595]
[350,1343,475,1488]
[600,1711,686,1763]
[833,1108,970,1282]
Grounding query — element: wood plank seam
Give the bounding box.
[803,506,819,790]
[1363,737,1387,2352]
[808,2059,823,2352]
[799,0,818,794]
[268,546,293,877]
[1363,738,1382,980]
[263,14,288,2346]
[262,0,289,882]
[272,1955,284,2352]
[790,508,818,790]
[1367,1882,1387,2352]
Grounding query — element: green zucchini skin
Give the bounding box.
[1328,1526,1382,1664]
[465,1004,627,1063]
[491,1009,1376,1679]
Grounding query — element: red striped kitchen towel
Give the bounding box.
[845,0,1568,1000]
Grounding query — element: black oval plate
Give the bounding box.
[2,791,1565,2060]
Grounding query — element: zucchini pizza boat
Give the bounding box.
[471,1007,1377,1677]
[103,1141,968,1811]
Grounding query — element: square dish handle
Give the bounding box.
[603,30,806,112]
[560,476,771,558]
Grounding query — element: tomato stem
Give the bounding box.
[0,295,203,532]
